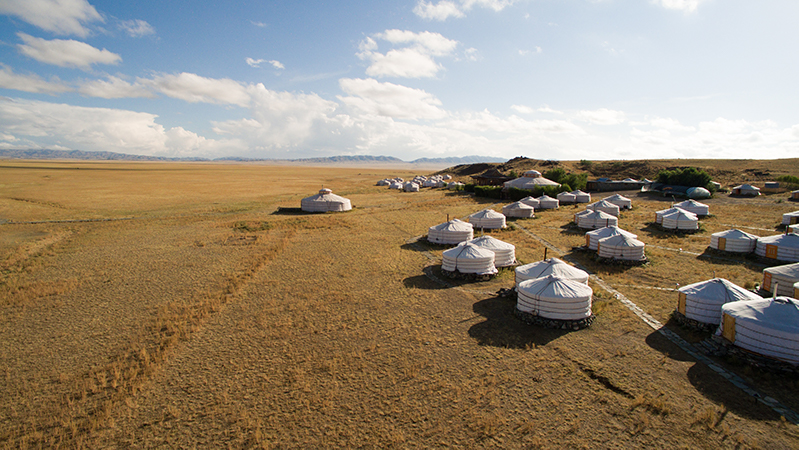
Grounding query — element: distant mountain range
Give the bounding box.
[0,149,505,165]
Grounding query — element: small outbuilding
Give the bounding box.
[519,196,540,209]
[718,297,799,365]
[441,243,497,276]
[754,233,799,263]
[300,189,352,212]
[597,234,646,261]
[502,201,535,218]
[762,262,799,297]
[468,209,507,229]
[427,219,474,245]
[585,226,638,251]
[673,199,709,216]
[515,257,590,286]
[732,184,760,196]
[791,190,799,201]
[516,275,593,321]
[676,278,762,326]
[710,229,759,253]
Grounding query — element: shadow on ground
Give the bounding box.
[467,295,567,348]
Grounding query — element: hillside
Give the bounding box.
[440,157,799,188]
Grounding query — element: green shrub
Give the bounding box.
[777,175,799,190]
[474,185,504,199]
[464,183,476,192]
[656,167,712,188]
[543,168,587,191]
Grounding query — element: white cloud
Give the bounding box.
[0,0,102,37]
[651,0,707,13]
[78,75,155,99]
[17,33,122,68]
[357,30,458,78]
[0,97,241,157]
[519,46,542,56]
[141,72,251,107]
[251,21,267,28]
[510,105,534,114]
[338,78,446,120]
[577,108,627,125]
[269,60,285,69]
[119,19,155,37]
[246,58,284,69]
[0,65,72,94]
[413,0,516,21]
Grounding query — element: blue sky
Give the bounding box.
[1,0,797,161]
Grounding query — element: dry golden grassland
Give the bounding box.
[1,160,799,448]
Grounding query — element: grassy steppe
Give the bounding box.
[1,160,799,448]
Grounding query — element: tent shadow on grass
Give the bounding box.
[467,295,567,349]
[644,318,704,363]
[696,247,767,269]
[403,274,448,290]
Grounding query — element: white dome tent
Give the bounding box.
[676,278,762,326]
[762,262,799,297]
[504,170,561,190]
[588,199,620,217]
[605,194,632,210]
[718,297,799,365]
[782,211,799,226]
[515,258,590,286]
[389,181,403,190]
[674,199,709,216]
[597,234,646,261]
[441,243,498,276]
[427,219,474,245]
[732,184,760,196]
[469,209,507,229]
[516,275,593,322]
[571,190,591,203]
[710,229,759,253]
[300,189,352,212]
[458,236,516,267]
[403,182,420,192]
[576,209,618,230]
[585,226,638,251]
[556,191,577,204]
[655,207,693,224]
[661,209,699,231]
[519,196,540,209]
[755,233,799,262]
[447,181,465,190]
[536,195,559,210]
[502,201,535,218]
[377,179,391,186]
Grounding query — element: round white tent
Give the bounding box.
[516,275,593,321]
[502,201,535,218]
[597,234,646,261]
[732,184,760,196]
[754,233,799,262]
[585,226,637,251]
[459,235,516,267]
[469,209,507,229]
[515,258,590,286]
[605,194,632,210]
[556,191,577,204]
[300,189,352,212]
[377,179,391,186]
[536,195,559,210]
[718,297,799,365]
[404,182,420,192]
[389,181,403,190]
[676,278,762,325]
[710,229,758,253]
[519,196,540,209]
[687,187,712,199]
[674,199,709,216]
[504,170,561,190]
[427,219,474,245]
[782,211,799,226]
[588,199,620,217]
[762,262,799,297]
[661,209,699,231]
[576,209,618,230]
[571,190,591,203]
[441,243,497,276]
[655,207,694,224]
[447,181,465,190]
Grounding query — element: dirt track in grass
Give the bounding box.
[1,160,799,448]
